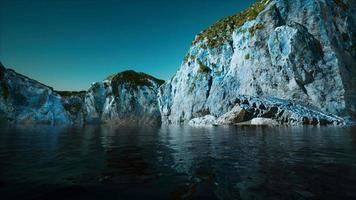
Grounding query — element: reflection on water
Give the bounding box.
[0,125,355,200]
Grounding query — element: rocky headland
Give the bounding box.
[1,0,355,126]
[158,0,355,126]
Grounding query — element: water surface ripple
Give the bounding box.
[0,125,355,200]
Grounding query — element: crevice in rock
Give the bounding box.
[206,76,213,99]
[295,79,309,96]
[229,40,234,53]
[271,4,286,27]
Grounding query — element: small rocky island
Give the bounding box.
[0,0,355,126]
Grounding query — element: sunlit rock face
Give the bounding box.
[158,0,356,125]
[0,63,71,125]
[82,70,164,125]
[188,115,217,127]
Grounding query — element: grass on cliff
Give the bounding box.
[106,70,165,87]
[183,53,197,63]
[106,70,165,95]
[248,23,264,36]
[192,0,270,48]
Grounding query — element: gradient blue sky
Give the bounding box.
[0,0,255,91]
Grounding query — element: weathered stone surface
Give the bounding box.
[251,118,279,126]
[82,71,164,125]
[214,95,345,126]
[0,64,164,125]
[0,63,71,125]
[188,115,217,127]
[216,105,253,125]
[158,0,355,125]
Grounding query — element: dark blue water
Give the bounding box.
[0,125,356,200]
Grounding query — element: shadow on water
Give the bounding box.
[0,124,355,199]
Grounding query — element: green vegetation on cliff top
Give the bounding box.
[106,70,165,88]
[193,0,269,48]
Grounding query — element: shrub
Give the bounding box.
[197,60,211,74]
[248,23,264,36]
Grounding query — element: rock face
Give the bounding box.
[0,63,164,125]
[1,0,354,126]
[0,63,71,124]
[188,115,217,127]
[82,71,164,125]
[216,105,253,125]
[158,0,356,125]
[250,118,279,126]
[216,96,345,125]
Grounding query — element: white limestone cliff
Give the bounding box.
[158,0,355,125]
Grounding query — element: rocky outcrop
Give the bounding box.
[188,115,217,127]
[250,118,279,126]
[215,95,345,125]
[0,63,164,125]
[0,63,71,125]
[187,95,345,126]
[216,105,253,125]
[81,71,164,125]
[158,0,356,125]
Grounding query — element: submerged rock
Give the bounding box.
[158,0,355,125]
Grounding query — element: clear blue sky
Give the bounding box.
[0,0,255,91]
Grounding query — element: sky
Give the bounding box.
[0,0,256,91]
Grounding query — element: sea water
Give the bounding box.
[0,125,355,199]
